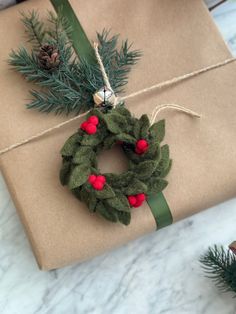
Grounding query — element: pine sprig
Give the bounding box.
[200,245,236,294]
[47,10,73,42]
[21,11,46,48]
[9,11,141,115]
[9,47,45,81]
[97,30,141,92]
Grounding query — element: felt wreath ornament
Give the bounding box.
[60,105,171,225]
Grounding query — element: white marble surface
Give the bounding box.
[1,1,236,313]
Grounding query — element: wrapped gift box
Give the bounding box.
[0,0,236,270]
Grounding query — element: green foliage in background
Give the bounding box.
[200,245,236,294]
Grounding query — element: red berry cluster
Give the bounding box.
[88,174,106,190]
[127,193,146,208]
[135,139,149,154]
[80,115,99,135]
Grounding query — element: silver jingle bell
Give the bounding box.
[93,86,116,107]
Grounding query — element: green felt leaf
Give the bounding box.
[146,178,168,195]
[60,133,80,157]
[149,119,165,142]
[73,147,95,164]
[96,201,118,223]
[90,167,99,175]
[104,173,117,183]
[59,160,71,185]
[87,109,105,121]
[160,159,172,178]
[105,192,130,212]
[117,211,131,225]
[72,188,82,201]
[133,118,141,139]
[79,186,89,203]
[153,145,170,177]
[95,183,115,199]
[123,142,161,165]
[159,144,170,169]
[68,164,90,189]
[105,171,134,188]
[115,106,132,118]
[123,146,140,164]
[103,135,117,149]
[104,113,127,134]
[133,160,157,178]
[88,193,97,212]
[114,106,133,129]
[80,132,103,146]
[78,185,97,212]
[139,114,150,138]
[115,133,136,144]
[125,178,147,195]
[143,142,161,161]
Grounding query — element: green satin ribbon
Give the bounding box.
[50,0,96,64]
[147,193,173,229]
[50,0,173,229]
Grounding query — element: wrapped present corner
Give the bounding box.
[1,0,236,270]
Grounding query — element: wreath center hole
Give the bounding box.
[97,145,129,174]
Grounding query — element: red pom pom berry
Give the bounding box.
[135,147,143,155]
[88,115,99,126]
[136,193,146,202]
[88,174,96,184]
[93,180,104,190]
[128,193,146,207]
[80,121,88,131]
[96,175,106,184]
[133,200,143,207]
[135,139,149,154]
[128,195,137,206]
[136,139,148,150]
[85,123,97,135]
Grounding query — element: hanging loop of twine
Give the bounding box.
[93,42,201,121]
[150,104,201,125]
[0,42,235,156]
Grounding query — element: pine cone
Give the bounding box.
[38,44,60,70]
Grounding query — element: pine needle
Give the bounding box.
[21,10,46,48]
[200,245,236,294]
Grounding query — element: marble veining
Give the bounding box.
[1,1,236,313]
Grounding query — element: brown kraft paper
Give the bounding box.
[0,0,236,270]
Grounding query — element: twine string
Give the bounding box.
[0,111,89,155]
[120,57,236,102]
[0,44,235,156]
[150,104,201,125]
[93,42,114,93]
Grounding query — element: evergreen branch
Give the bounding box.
[28,89,83,115]
[45,11,74,66]
[21,10,46,48]
[47,10,73,42]
[97,30,141,93]
[200,245,236,294]
[9,12,141,115]
[9,47,46,82]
